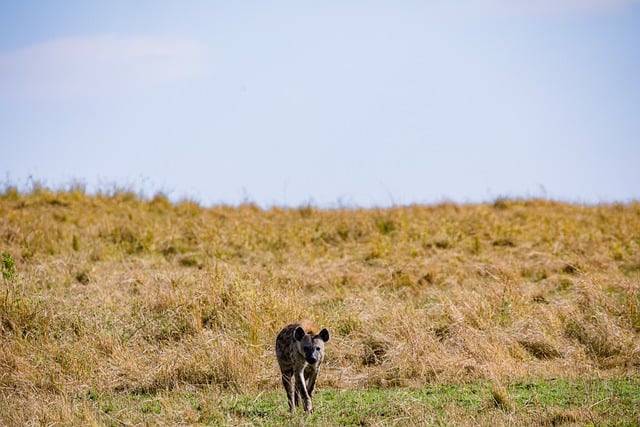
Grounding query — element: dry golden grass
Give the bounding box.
[1,186,639,425]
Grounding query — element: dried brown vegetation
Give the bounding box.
[1,186,639,425]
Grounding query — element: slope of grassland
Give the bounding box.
[0,187,639,425]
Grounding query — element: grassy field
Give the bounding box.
[1,186,639,425]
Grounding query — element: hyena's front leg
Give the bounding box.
[295,370,313,413]
[294,380,301,408]
[282,373,296,412]
[306,368,319,398]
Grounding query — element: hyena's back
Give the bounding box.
[276,322,305,363]
[297,319,320,336]
[275,319,318,363]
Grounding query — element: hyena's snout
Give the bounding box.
[304,349,320,365]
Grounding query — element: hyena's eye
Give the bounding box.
[316,346,321,351]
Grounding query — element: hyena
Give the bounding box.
[275,319,330,413]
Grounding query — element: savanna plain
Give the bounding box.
[1,186,639,426]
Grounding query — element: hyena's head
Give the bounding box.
[293,326,330,365]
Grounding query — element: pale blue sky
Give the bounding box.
[1,1,639,207]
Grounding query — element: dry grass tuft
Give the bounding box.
[518,336,562,360]
[489,383,514,413]
[543,409,582,426]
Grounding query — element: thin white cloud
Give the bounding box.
[0,35,211,101]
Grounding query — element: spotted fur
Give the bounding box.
[275,319,330,413]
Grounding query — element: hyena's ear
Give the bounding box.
[293,326,306,342]
[318,328,330,342]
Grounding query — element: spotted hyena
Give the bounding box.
[275,319,330,413]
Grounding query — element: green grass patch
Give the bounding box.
[74,376,640,426]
